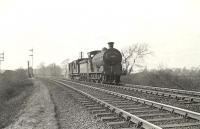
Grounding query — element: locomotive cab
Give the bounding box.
[87,50,101,72]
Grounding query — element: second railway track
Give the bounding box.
[60,79,200,113]
[125,84,200,98]
[47,78,200,129]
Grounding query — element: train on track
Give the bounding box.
[68,42,122,84]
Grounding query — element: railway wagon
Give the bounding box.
[68,42,122,84]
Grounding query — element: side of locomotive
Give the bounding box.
[68,42,122,84]
[68,58,87,80]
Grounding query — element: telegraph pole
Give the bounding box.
[29,49,33,76]
[27,61,31,78]
[0,52,4,73]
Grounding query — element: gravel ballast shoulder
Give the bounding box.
[4,79,58,129]
[44,80,112,129]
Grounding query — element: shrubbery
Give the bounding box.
[0,69,33,102]
[0,68,34,128]
[121,68,200,91]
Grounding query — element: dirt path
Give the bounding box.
[4,78,112,129]
[4,80,58,129]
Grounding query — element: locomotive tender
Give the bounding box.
[68,42,122,84]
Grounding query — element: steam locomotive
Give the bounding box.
[68,42,122,84]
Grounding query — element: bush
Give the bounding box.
[121,68,200,91]
[0,69,32,102]
[0,69,34,128]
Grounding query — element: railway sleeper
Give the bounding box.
[79,100,93,103]
[188,102,200,105]
[138,112,171,118]
[91,109,108,114]
[95,112,114,117]
[81,102,98,105]
[80,102,96,105]
[84,104,101,108]
[124,106,151,111]
[129,109,161,114]
[178,101,195,105]
[107,121,135,129]
[117,105,145,109]
[104,100,135,104]
[112,102,137,105]
[123,106,150,111]
[92,108,128,123]
[102,99,126,102]
[101,116,123,122]
[159,122,200,128]
[76,98,90,101]
[153,118,198,126]
[146,116,183,122]
[110,102,138,105]
[116,103,144,107]
[87,107,105,110]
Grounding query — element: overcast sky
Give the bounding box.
[0,0,200,70]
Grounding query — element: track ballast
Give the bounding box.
[48,78,200,129]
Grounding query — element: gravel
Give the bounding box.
[79,81,200,113]
[63,80,200,127]
[44,80,112,129]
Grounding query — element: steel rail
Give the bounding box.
[65,79,200,102]
[126,84,200,97]
[101,83,200,102]
[53,79,162,129]
[67,80,200,121]
[59,78,200,98]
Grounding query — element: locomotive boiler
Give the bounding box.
[68,42,122,84]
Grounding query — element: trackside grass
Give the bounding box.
[0,70,34,128]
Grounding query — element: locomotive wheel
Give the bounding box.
[100,75,104,84]
[115,75,120,84]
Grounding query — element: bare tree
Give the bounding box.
[121,43,152,74]
[37,62,46,76]
[36,63,62,77]
[61,59,69,78]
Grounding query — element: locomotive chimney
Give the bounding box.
[108,42,114,49]
[79,52,84,59]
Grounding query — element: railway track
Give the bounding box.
[48,78,200,129]
[125,84,200,101]
[59,79,200,113]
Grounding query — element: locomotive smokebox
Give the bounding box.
[108,42,114,49]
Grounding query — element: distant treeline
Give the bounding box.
[36,63,62,77]
[121,68,200,91]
